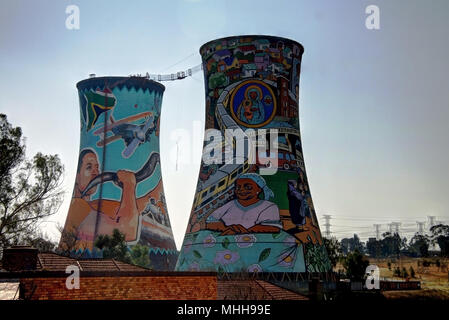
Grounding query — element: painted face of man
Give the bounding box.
[76,152,99,196]
[235,178,262,201]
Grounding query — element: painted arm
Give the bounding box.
[288,182,304,201]
[114,170,139,241]
[247,224,280,233]
[206,221,227,232]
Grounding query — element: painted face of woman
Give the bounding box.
[235,178,262,201]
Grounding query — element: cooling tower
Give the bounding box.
[60,76,177,270]
[176,36,331,273]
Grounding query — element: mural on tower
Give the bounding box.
[60,77,177,270]
[176,36,331,273]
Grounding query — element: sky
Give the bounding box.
[1,0,449,247]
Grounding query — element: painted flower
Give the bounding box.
[188,262,200,271]
[235,234,257,248]
[203,234,216,248]
[278,251,296,268]
[214,250,240,265]
[247,264,263,273]
[283,236,297,247]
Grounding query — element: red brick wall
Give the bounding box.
[20,275,217,300]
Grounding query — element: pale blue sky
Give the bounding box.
[1,0,449,246]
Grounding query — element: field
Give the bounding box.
[359,257,449,300]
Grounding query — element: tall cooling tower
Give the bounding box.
[60,76,177,270]
[176,36,331,273]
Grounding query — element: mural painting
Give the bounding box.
[60,77,177,270]
[176,36,331,273]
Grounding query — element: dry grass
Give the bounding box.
[369,257,449,300]
[334,256,449,299]
[382,289,449,300]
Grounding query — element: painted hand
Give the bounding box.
[116,170,136,188]
[220,224,249,236]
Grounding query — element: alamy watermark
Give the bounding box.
[170,122,282,175]
[365,264,380,290]
[365,5,380,30]
[65,265,80,289]
[65,5,80,30]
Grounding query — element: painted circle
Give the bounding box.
[229,79,277,128]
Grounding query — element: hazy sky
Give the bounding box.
[1,0,448,247]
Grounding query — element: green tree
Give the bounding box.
[341,250,369,281]
[409,234,429,257]
[381,232,407,257]
[323,236,341,268]
[24,231,57,252]
[430,224,449,257]
[0,114,64,248]
[409,266,415,278]
[94,229,132,264]
[401,267,409,278]
[130,244,151,268]
[341,234,365,254]
[366,238,382,257]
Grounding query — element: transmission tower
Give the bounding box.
[416,221,425,235]
[389,222,401,235]
[373,224,381,239]
[428,216,436,229]
[322,215,331,238]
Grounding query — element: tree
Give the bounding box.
[409,266,415,278]
[24,231,57,252]
[380,232,407,257]
[430,224,449,257]
[366,238,382,258]
[409,233,429,257]
[393,267,401,277]
[94,229,152,268]
[340,250,369,281]
[340,234,365,255]
[130,244,151,268]
[323,236,341,268]
[401,267,409,279]
[94,229,132,264]
[0,114,64,248]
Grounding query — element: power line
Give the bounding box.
[428,216,436,228]
[322,215,331,238]
[373,224,381,240]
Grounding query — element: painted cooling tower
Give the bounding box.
[60,76,177,270]
[176,36,331,273]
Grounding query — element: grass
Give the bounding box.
[343,256,449,300]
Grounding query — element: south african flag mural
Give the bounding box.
[83,88,116,131]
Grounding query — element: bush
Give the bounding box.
[409,266,416,278]
[401,267,409,278]
[340,250,369,281]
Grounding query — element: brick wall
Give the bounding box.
[20,275,217,300]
